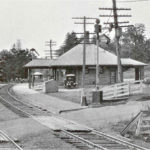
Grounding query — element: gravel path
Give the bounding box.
[12,83,82,113]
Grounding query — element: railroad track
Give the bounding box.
[0,130,23,150]
[0,84,52,117]
[54,129,149,150]
[0,84,149,150]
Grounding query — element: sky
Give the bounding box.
[0,0,150,57]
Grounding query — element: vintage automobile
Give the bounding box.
[64,74,77,88]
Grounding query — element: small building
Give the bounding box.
[25,59,54,79]
[24,59,54,87]
[25,44,146,86]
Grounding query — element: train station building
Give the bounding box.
[25,44,146,86]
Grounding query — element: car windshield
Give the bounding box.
[67,76,75,81]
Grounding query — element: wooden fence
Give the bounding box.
[32,80,143,101]
[101,80,143,100]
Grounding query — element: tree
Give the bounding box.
[120,24,148,62]
[144,39,150,62]
[58,31,83,55]
[0,50,13,81]
[0,48,32,81]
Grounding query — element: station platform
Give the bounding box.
[12,83,86,114]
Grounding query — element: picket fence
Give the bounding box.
[101,80,143,100]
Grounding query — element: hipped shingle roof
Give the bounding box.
[24,59,54,68]
[25,44,146,68]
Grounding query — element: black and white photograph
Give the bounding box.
[0,0,150,149]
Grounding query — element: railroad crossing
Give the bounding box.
[0,84,149,150]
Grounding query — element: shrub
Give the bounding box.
[143,77,150,84]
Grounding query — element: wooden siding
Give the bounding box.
[99,68,111,85]
[75,67,117,85]
[30,66,118,86]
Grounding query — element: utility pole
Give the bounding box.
[72,16,96,105]
[112,0,122,82]
[83,16,86,89]
[96,37,100,89]
[45,40,56,59]
[94,19,102,90]
[99,0,131,83]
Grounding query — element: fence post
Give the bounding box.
[128,82,131,96]
[135,112,142,136]
[139,80,143,93]
[114,84,117,98]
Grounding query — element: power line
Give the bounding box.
[45,40,57,59]
[104,10,113,28]
[118,0,150,2]
[103,10,113,34]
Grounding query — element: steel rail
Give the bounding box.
[7,86,57,115]
[0,130,23,150]
[7,88,38,109]
[92,130,149,150]
[0,94,31,117]
[5,84,150,150]
[7,86,32,107]
[58,114,149,150]
[61,129,107,150]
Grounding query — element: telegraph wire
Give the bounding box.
[103,10,113,34]
[118,0,150,2]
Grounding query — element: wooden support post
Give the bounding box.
[128,82,131,96]
[140,67,144,80]
[135,112,143,136]
[54,68,57,80]
[135,68,140,80]
[121,111,142,136]
[28,68,31,89]
[140,80,143,93]
[114,84,117,98]
[31,75,34,87]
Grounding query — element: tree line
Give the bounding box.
[58,23,150,62]
[0,40,32,82]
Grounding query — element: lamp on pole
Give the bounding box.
[94,19,101,90]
